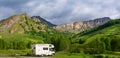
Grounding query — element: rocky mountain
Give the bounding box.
[53,17,111,33]
[31,16,56,27]
[0,13,53,35]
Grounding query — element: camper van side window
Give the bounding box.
[43,48,48,50]
[33,47,35,49]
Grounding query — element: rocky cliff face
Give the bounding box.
[53,17,111,33]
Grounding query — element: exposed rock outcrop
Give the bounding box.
[53,17,111,33]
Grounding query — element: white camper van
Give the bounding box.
[32,44,55,56]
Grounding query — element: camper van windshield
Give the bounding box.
[50,48,54,51]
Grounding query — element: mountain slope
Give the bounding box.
[54,17,111,33]
[0,13,54,49]
[0,13,72,51]
[0,13,60,37]
[0,13,54,35]
[0,13,49,49]
[72,19,120,53]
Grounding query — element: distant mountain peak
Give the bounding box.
[87,17,111,26]
[31,16,56,27]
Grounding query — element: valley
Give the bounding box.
[0,13,120,58]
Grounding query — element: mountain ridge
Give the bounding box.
[0,13,111,34]
[53,17,111,33]
[31,16,56,27]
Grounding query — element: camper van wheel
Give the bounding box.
[51,53,55,56]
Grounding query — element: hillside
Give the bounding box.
[0,13,53,35]
[0,13,52,49]
[71,19,120,53]
[0,13,72,51]
[53,17,111,33]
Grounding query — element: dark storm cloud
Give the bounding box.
[0,0,120,25]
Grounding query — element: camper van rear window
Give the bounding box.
[43,47,48,50]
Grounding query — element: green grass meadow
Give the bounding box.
[51,53,120,58]
[51,53,95,58]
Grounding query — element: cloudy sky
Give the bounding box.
[0,0,120,25]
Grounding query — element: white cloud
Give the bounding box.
[0,7,15,19]
[0,0,120,25]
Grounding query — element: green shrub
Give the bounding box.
[69,43,85,53]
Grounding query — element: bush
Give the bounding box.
[69,43,85,53]
[86,38,106,54]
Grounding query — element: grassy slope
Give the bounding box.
[68,19,120,58]
[73,19,120,44]
[70,19,120,55]
[83,24,120,44]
